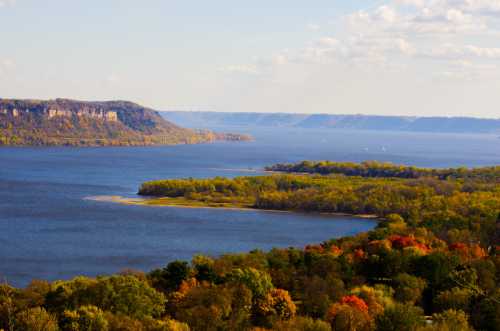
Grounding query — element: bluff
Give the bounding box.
[161,111,500,134]
[0,99,251,146]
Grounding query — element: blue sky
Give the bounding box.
[1,0,499,118]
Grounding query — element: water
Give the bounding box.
[1,127,499,287]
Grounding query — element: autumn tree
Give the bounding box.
[60,305,108,331]
[15,307,59,331]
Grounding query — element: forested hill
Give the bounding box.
[0,99,251,146]
[131,162,500,329]
[161,111,500,134]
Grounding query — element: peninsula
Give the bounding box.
[0,98,252,146]
[134,161,500,217]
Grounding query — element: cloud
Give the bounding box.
[396,0,500,15]
[465,45,500,58]
[435,0,500,15]
[376,5,398,23]
[0,0,16,8]
[221,0,500,80]
[348,3,489,35]
[219,64,261,75]
[314,1,500,71]
[1,59,15,68]
[0,59,15,76]
[425,43,500,59]
[315,37,340,47]
[437,59,498,80]
[396,0,425,7]
[306,23,321,31]
[271,35,417,69]
[105,73,122,85]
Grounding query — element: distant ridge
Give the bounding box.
[161,111,500,134]
[0,99,251,146]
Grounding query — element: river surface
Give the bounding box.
[1,127,499,287]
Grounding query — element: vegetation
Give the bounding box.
[0,98,251,146]
[1,161,499,330]
[267,160,500,183]
[138,172,499,245]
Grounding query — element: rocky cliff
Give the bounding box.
[0,99,252,146]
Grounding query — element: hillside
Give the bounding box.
[128,163,499,330]
[0,99,251,146]
[161,111,500,134]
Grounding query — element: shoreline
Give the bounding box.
[86,195,380,220]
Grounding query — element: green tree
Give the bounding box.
[89,276,165,319]
[417,309,473,331]
[375,303,425,331]
[434,288,473,313]
[273,316,331,331]
[150,261,191,293]
[228,268,274,299]
[141,317,190,331]
[45,276,165,319]
[393,273,427,304]
[174,284,252,331]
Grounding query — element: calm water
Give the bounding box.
[1,127,499,287]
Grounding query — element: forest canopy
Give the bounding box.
[1,161,499,330]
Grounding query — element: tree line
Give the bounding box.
[266,160,500,183]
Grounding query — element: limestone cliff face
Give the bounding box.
[46,108,118,122]
[0,98,251,146]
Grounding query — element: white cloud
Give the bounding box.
[105,73,121,84]
[436,0,500,15]
[0,59,15,77]
[324,1,499,72]
[2,59,15,69]
[396,0,425,7]
[278,35,417,68]
[270,54,288,65]
[0,0,16,8]
[465,45,500,58]
[426,43,500,59]
[306,23,320,31]
[349,3,489,35]
[315,37,340,47]
[437,59,498,80]
[375,5,399,23]
[212,1,500,117]
[395,0,500,15]
[219,64,261,75]
[221,0,500,85]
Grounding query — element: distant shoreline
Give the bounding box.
[160,111,500,135]
[86,195,380,220]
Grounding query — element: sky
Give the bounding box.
[1,0,500,118]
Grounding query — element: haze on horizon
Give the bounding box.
[1,0,500,119]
